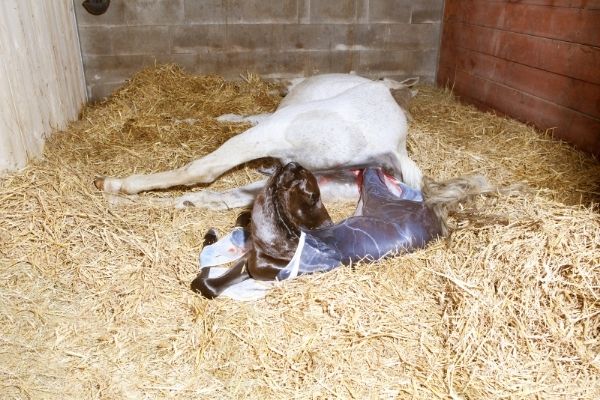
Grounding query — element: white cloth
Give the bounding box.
[199,232,306,301]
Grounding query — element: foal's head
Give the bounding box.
[254,162,332,245]
[273,162,333,231]
[247,162,333,280]
[275,162,332,229]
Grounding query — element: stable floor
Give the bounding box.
[1,65,599,399]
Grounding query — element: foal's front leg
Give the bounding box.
[191,259,250,299]
[191,212,253,299]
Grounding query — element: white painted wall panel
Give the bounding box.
[0,0,86,173]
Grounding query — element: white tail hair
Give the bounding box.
[422,175,525,235]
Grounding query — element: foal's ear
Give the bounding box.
[275,162,303,188]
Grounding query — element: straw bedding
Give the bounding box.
[1,64,598,399]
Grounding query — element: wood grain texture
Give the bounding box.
[0,1,86,173]
[438,45,600,116]
[438,0,600,155]
[438,66,600,155]
[445,0,600,46]
[441,20,600,84]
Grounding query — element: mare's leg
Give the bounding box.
[391,149,423,190]
[171,179,265,209]
[104,172,359,210]
[316,174,360,203]
[216,113,272,125]
[101,180,266,210]
[176,173,360,209]
[95,125,278,194]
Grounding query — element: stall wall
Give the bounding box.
[0,0,86,173]
[438,0,600,156]
[74,0,444,100]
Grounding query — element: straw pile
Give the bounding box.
[1,64,598,399]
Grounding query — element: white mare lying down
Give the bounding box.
[94,73,422,209]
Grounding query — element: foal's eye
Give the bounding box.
[310,192,319,205]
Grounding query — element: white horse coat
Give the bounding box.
[95,73,422,209]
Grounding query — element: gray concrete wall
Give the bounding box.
[75,0,443,100]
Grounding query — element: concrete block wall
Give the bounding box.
[74,0,443,100]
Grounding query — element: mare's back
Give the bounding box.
[278,74,373,109]
[264,83,406,170]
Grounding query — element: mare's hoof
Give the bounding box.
[94,176,105,191]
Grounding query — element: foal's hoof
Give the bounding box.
[203,228,218,247]
[235,211,252,228]
[94,177,105,191]
[190,274,218,299]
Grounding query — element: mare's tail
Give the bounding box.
[422,175,523,236]
[392,147,424,190]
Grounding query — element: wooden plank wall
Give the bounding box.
[0,0,86,173]
[437,0,600,156]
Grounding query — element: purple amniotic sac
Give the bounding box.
[276,167,443,279]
